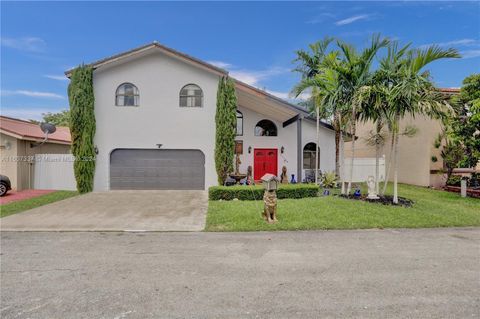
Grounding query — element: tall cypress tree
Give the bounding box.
[68,65,96,193]
[214,76,237,185]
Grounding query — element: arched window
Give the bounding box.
[180,84,203,107]
[254,119,277,136]
[115,83,139,106]
[236,110,243,136]
[303,142,320,169]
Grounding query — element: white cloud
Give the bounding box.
[420,38,478,49]
[206,60,233,69]
[266,90,311,101]
[0,107,67,121]
[335,14,370,26]
[206,60,298,101]
[306,12,336,24]
[44,74,68,81]
[1,90,64,99]
[461,50,480,59]
[1,36,46,52]
[230,67,290,86]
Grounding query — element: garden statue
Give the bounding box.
[229,154,247,184]
[280,166,288,184]
[235,154,241,174]
[246,165,254,185]
[261,173,279,223]
[367,175,379,199]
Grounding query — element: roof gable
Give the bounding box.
[65,41,335,132]
[65,42,228,78]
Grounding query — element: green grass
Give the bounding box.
[0,191,78,218]
[206,184,480,231]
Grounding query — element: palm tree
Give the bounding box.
[361,43,459,203]
[293,37,334,183]
[327,35,390,194]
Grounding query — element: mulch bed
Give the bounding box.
[338,194,414,207]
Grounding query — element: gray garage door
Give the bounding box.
[110,149,205,190]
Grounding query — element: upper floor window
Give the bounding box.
[236,110,243,136]
[255,119,277,136]
[180,84,203,107]
[116,83,139,106]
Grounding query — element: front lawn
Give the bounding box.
[0,191,78,218]
[206,184,480,231]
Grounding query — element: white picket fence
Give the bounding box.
[33,154,77,190]
[342,157,385,183]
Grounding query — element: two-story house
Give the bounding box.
[66,42,336,191]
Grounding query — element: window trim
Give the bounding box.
[236,110,243,136]
[115,82,139,107]
[303,142,320,170]
[254,119,278,137]
[179,83,204,107]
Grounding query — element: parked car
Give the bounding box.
[0,175,12,196]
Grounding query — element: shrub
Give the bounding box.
[446,175,462,186]
[209,184,319,201]
[321,171,338,188]
[214,76,237,185]
[68,65,96,193]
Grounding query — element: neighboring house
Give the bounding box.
[65,41,336,191]
[0,116,71,190]
[343,88,460,188]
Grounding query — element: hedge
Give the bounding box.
[209,184,320,201]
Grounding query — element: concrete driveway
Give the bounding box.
[1,228,479,318]
[0,190,207,231]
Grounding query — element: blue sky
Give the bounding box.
[1,1,479,120]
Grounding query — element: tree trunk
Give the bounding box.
[375,120,381,194]
[347,105,356,195]
[334,113,341,177]
[340,132,346,195]
[381,133,395,195]
[393,131,400,204]
[315,106,320,184]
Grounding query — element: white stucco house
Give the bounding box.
[66,42,336,191]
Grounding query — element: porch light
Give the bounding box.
[248,146,252,154]
[281,146,285,154]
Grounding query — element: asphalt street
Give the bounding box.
[1,228,479,318]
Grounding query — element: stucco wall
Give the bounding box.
[0,133,70,190]
[236,106,298,180]
[0,133,19,189]
[234,110,336,182]
[344,115,443,187]
[92,51,220,191]
[301,120,337,174]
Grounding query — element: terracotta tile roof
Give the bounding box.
[0,116,71,144]
[438,88,460,94]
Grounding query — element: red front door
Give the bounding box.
[254,148,278,181]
